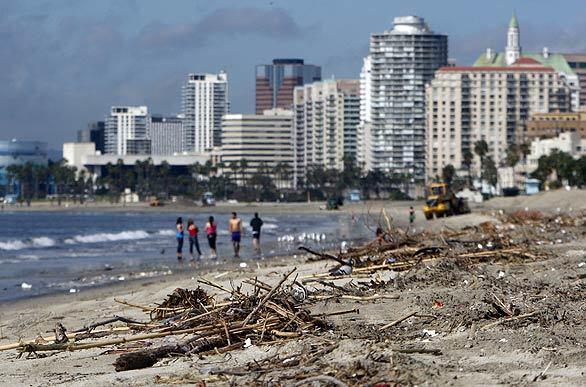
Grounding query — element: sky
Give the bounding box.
[1,0,585,149]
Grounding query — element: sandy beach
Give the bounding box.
[0,189,585,386]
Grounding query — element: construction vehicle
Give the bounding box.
[149,197,163,207]
[423,182,470,220]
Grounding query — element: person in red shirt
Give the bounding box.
[187,218,202,263]
[205,216,218,259]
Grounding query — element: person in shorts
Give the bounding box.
[250,212,263,253]
[229,212,242,258]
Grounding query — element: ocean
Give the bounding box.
[0,210,371,302]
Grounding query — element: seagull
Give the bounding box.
[330,258,354,276]
[340,241,348,254]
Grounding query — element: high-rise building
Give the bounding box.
[563,54,586,107]
[293,79,360,187]
[425,62,572,179]
[104,106,150,155]
[181,72,229,153]
[368,16,448,180]
[357,56,373,171]
[147,115,183,155]
[255,59,321,114]
[221,109,294,187]
[475,14,580,111]
[77,121,105,153]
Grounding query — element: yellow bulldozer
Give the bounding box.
[423,182,470,220]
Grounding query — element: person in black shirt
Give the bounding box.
[250,212,263,253]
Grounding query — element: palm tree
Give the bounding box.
[505,144,520,168]
[238,159,248,186]
[474,139,489,181]
[474,140,489,163]
[442,164,456,185]
[462,150,473,184]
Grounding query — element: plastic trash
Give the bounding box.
[498,271,505,278]
[69,288,77,293]
[239,262,248,268]
[243,338,252,348]
[21,282,32,289]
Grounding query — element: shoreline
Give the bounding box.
[0,190,584,385]
[1,199,420,214]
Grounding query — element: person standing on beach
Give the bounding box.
[205,216,218,259]
[187,218,201,263]
[409,206,416,225]
[250,212,263,253]
[175,217,184,262]
[229,212,243,258]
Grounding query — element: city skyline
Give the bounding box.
[1,0,586,148]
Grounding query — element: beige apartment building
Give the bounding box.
[426,59,572,179]
[520,111,586,142]
[220,109,294,188]
[293,79,359,187]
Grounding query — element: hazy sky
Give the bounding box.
[1,0,585,148]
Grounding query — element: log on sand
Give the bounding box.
[113,336,226,372]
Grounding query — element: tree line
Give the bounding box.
[4,156,416,204]
[438,139,586,189]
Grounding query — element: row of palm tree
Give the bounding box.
[4,159,81,205]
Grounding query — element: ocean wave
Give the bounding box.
[157,230,175,236]
[66,230,150,244]
[0,240,28,251]
[32,237,56,247]
[0,237,56,251]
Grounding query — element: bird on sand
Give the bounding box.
[330,258,354,276]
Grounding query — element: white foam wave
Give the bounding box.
[32,237,56,248]
[157,230,175,236]
[0,237,56,251]
[0,240,27,251]
[68,230,150,244]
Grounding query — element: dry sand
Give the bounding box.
[0,189,584,386]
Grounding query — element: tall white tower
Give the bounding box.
[369,16,447,180]
[181,72,229,153]
[505,12,521,65]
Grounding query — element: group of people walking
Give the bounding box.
[174,212,263,263]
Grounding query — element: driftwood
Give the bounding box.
[113,336,225,372]
[242,267,296,326]
[380,311,418,331]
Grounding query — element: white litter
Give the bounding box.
[243,338,252,348]
[239,262,248,268]
[499,338,508,343]
[21,282,32,289]
[578,262,585,268]
[498,271,505,278]
[118,276,125,281]
[69,288,77,293]
[422,329,438,338]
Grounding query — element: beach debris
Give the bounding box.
[239,262,248,268]
[20,282,32,290]
[54,323,68,344]
[330,258,354,276]
[3,207,585,385]
[69,288,77,293]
